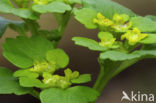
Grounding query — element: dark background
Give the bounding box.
[0,0,156,103]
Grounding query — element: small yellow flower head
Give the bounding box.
[112,14,132,32]
[93,13,113,27]
[64,68,79,81]
[113,13,130,24]
[33,0,54,5]
[112,22,132,32]
[98,32,117,48]
[42,72,71,89]
[30,61,56,74]
[121,28,148,45]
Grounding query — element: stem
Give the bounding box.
[93,59,121,93]
[93,65,109,93]
[93,64,105,91]
[29,89,40,99]
[58,11,72,37]
[23,19,39,36]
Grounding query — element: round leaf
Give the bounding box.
[32,1,71,14]
[0,67,32,95]
[46,49,69,69]
[40,86,99,103]
[3,36,54,68]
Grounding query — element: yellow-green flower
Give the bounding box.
[33,0,54,5]
[121,28,148,45]
[93,13,113,27]
[64,68,79,81]
[113,13,130,24]
[42,72,71,89]
[112,13,132,32]
[98,32,118,48]
[30,61,56,74]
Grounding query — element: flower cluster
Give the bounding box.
[14,60,81,89]
[93,13,148,49]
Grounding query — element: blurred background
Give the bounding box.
[0,0,156,103]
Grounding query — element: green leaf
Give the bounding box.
[0,67,32,95]
[40,86,99,103]
[72,37,107,51]
[32,1,71,14]
[3,36,54,69]
[145,15,156,21]
[83,0,135,19]
[46,49,69,69]
[19,77,48,88]
[71,74,91,84]
[68,0,82,4]
[131,16,156,32]
[100,50,156,61]
[0,16,27,38]
[74,8,97,29]
[140,34,156,44]
[13,69,39,78]
[0,0,39,20]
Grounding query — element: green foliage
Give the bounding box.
[145,15,156,21]
[46,49,69,69]
[68,0,82,4]
[0,16,28,38]
[74,8,98,29]
[40,86,99,103]
[100,50,156,61]
[3,36,54,68]
[140,34,156,44]
[71,74,91,84]
[72,37,107,51]
[19,77,48,88]
[0,0,39,20]
[131,16,156,32]
[1,0,156,102]
[0,67,32,95]
[82,0,136,19]
[14,69,39,78]
[32,1,71,14]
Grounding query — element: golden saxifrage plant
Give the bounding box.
[0,0,156,103]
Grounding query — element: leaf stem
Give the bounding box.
[29,89,40,99]
[23,19,39,36]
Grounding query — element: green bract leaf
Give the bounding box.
[83,0,135,19]
[72,37,107,51]
[32,1,71,14]
[0,67,32,95]
[100,50,156,61]
[40,86,99,103]
[0,16,27,38]
[19,77,48,88]
[131,16,156,32]
[68,0,82,4]
[0,0,39,20]
[3,36,54,68]
[13,69,39,78]
[145,15,156,21]
[74,8,97,29]
[46,49,69,69]
[71,74,91,84]
[140,34,156,44]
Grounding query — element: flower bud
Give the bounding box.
[93,13,113,27]
[98,32,117,48]
[121,28,148,45]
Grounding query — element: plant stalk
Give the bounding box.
[29,90,40,99]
